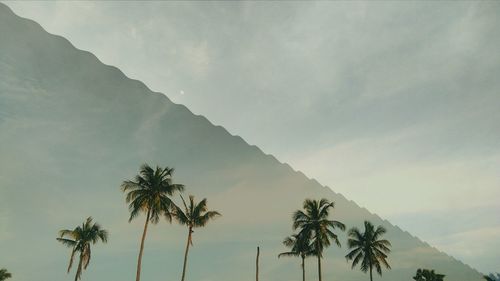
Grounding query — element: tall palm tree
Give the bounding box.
[278,232,314,281]
[293,198,345,281]
[173,195,221,281]
[0,268,12,281]
[413,269,445,281]
[56,217,108,281]
[121,164,184,281]
[345,221,392,281]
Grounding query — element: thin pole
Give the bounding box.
[256,246,260,281]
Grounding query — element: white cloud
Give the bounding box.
[183,40,211,77]
[431,226,500,259]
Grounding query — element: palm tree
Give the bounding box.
[173,195,221,281]
[0,268,12,281]
[413,269,445,281]
[345,221,391,281]
[278,232,314,281]
[56,217,108,281]
[121,164,184,281]
[293,198,345,281]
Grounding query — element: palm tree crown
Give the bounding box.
[293,198,345,257]
[413,269,445,281]
[174,195,221,230]
[346,221,391,281]
[0,268,12,281]
[278,232,314,259]
[121,164,184,224]
[57,217,108,281]
[293,198,345,281]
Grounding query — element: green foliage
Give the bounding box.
[0,268,12,281]
[413,269,445,281]
[278,232,314,259]
[345,221,391,279]
[174,195,221,231]
[121,164,184,224]
[57,217,108,281]
[292,198,345,257]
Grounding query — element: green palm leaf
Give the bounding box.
[0,268,12,281]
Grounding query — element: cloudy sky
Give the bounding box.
[4,1,500,273]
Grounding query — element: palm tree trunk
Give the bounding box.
[301,255,305,281]
[369,264,373,281]
[317,255,322,281]
[316,238,322,281]
[136,209,151,281]
[180,227,193,281]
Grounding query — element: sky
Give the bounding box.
[4,1,500,274]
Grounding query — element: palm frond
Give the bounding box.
[57,238,77,248]
[0,268,12,280]
[58,229,76,239]
[83,244,91,270]
[278,251,299,258]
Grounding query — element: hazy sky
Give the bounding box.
[4,1,500,273]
